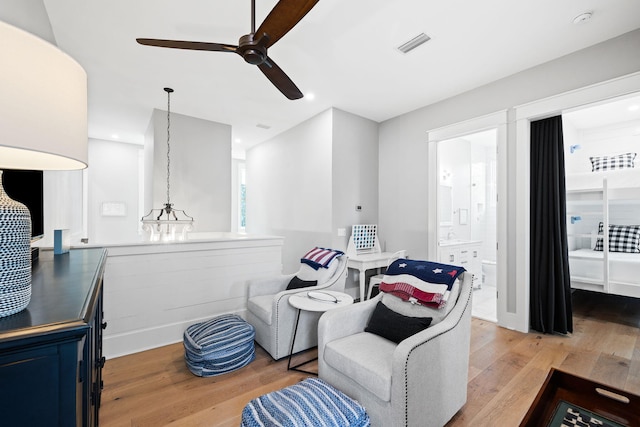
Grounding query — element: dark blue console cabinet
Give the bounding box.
[0,248,107,427]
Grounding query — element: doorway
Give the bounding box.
[437,129,498,322]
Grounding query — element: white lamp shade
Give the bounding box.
[0,20,88,170]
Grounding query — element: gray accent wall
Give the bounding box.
[145,109,232,232]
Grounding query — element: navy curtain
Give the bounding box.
[530,116,573,334]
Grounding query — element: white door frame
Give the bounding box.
[427,110,509,328]
[513,71,640,332]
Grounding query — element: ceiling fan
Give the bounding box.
[137,0,319,100]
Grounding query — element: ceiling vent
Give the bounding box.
[256,123,271,129]
[397,33,431,54]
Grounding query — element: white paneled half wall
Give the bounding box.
[102,234,283,358]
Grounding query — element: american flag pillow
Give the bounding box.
[301,247,344,270]
[590,152,636,172]
[594,222,640,253]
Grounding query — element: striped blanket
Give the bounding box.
[301,247,344,270]
[379,259,465,308]
[241,378,370,427]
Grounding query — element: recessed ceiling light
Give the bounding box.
[305,92,315,101]
[628,105,639,112]
[111,134,119,139]
[572,11,592,25]
[234,138,242,144]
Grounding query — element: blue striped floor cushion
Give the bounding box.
[183,314,255,377]
[241,378,370,427]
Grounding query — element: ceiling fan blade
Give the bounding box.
[137,38,237,53]
[258,57,303,100]
[256,0,319,48]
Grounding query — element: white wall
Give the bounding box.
[379,29,640,328]
[564,120,640,174]
[35,170,83,247]
[103,236,284,358]
[87,139,142,244]
[145,109,232,232]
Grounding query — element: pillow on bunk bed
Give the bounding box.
[589,152,636,172]
[594,222,640,253]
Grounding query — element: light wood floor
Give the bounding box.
[100,290,640,426]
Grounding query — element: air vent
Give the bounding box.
[256,123,271,129]
[397,33,431,54]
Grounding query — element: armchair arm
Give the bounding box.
[390,273,473,427]
[247,273,296,299]
[315,255,348,293]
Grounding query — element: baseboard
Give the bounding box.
[103,309,247,359]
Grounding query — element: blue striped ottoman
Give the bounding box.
[183,314,255,377]
[241,378,370,427]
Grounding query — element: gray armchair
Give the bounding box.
[318,271,473,427]
[246,254,348,360]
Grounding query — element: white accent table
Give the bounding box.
[287,290,353,374]
[347,252,401,301]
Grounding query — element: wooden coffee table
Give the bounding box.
[519,368,640,427]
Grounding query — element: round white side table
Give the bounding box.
[287,290,353,374]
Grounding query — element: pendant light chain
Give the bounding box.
[140,86,193,240]
[164,87,173,208]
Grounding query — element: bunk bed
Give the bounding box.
[565,159,640,299]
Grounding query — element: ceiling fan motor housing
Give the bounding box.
[237,33,269,65]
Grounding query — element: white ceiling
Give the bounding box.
[40,0,640,151]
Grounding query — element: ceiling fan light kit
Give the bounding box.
[137,0,319,100]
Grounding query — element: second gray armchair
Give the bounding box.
[246,253,348,360]
[318,271,473,427]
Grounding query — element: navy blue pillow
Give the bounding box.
[286,276,317,290]
[365,301,432,344]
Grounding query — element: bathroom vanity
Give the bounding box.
[438,240,482,287]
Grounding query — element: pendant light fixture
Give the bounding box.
[141,87,194,241]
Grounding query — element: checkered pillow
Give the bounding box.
[590,152,636,172]
[594,222,640,253]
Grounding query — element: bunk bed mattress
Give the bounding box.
[566,168,640,191]
[569,248,640,284]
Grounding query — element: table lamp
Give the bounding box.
[0,21,88,317]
